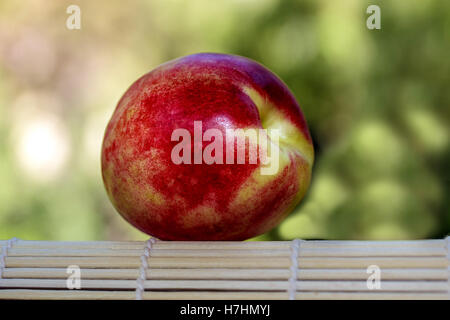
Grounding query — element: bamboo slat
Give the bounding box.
[0,237,448,300]
[3,267,447,280]
[2,290,447,300]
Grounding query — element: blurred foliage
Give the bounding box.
[0,0,448,241]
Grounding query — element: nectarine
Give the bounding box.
[101,53,314,240]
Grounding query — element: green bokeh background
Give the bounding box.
[0,0,448,241]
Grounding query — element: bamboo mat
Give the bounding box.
[0,237,448,300]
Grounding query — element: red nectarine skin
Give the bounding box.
[102,53,314,240]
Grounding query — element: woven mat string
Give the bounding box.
[288,238,303,300]
[135,238,157,300]
[446,236,449,295]
[0,237,18,279]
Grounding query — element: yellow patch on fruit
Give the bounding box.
[243,87,314,166]
[128,156,167,207]
[230,143,291,205]
[181,204,221,229]
[112,174,166,218]
[293,156,312,203]
[102,162,115,197]
[143,184,166,207]
[126,106,138,121]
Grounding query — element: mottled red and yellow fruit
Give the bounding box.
[101,53,314,240]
